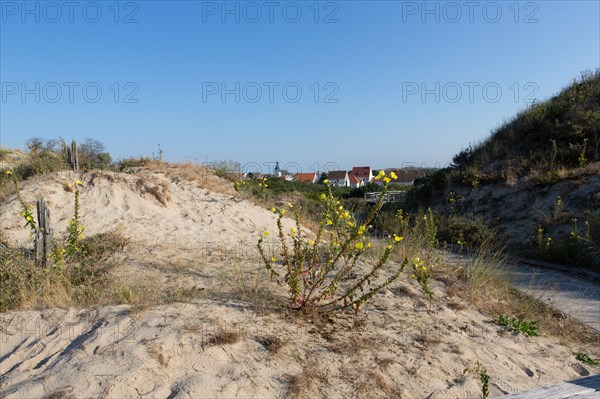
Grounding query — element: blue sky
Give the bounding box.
[1,1,599,174]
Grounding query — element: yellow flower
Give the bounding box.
[67,183,72,188]
[414,257,420,263]
[287,202,293,208]
[290,227,296,235]
[323,179,329,184]
[347,221,356,228]
[390,172,397,180]
[326,219,333,225]
[271,257,277,262]
[263,230,269,237]
[366,242,371,248]
[358,225,366,235]
[77,180,83,186]
[355,242,364,250]
[375,170,385,180]
[26,216,33,221]
[422,266,427,271]
[387,244,393,250]
[271,207,276,213]
[338,206,343,211]
[409,274,415,279]
[5,170,12,175]
[320,193,327,200]
[383,177,391,183]
[308,240,315,246]
[394,235,404,242]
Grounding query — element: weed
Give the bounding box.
[574,352,599,366]
[258,171,411,314]
[475,362,490,399]
[66,181,85,258]
[5,170,36,238]
[496,315,538,336]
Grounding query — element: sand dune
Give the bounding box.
[0,169,598,398]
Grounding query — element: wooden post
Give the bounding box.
[66,140,79,172]
[35,198,53,267]
[71,140,79,172]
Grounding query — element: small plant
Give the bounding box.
[578,138,588,166]
[257,171,411,313]
[66,181,85,258]
[422,208,438,249]
[574,352,599,366]
[5,170,36,238]
[569,218,581,247]
[476,361,490,399]
[234,177,268,199]
[551,196,563,220]
[495,315,538,336]
[410,256,433,303]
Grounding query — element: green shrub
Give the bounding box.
[257,171,415,313]
[495,315,538,336]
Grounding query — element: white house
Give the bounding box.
[327,170,350,187]
[351,166,373,184]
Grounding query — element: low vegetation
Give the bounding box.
[405,70,600,269]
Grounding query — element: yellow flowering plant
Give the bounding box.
[6,170,37,238]
[66,181,85,258]
[258,171,411,313]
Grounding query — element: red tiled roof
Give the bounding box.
[294,173,317,183]
[349,174,361,184]
[327,170,348,179]
[351,166,372,178]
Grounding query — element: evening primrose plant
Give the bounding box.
[5,170,36,239]
[65,181,85,258]
[257,171,412,313]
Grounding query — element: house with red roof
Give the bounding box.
[327,170,350,187]
[294,172,318,184]
[351,166,373,184]
[349,173,364,188]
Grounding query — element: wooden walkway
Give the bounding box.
[496,374,600,398]
[364,191,406,204]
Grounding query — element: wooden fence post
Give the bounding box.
[66,140,79,172]
[35,198,53,267]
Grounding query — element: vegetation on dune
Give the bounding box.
[405,70,600,269]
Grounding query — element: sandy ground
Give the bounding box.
[1,169,599,398]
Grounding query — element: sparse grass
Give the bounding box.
[286,357,324,399]
[207,328,241,346]
[135,175,171,206]
[0,229,134,312]
[442,245,600,345]
[256,335,285,354]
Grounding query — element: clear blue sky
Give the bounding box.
[1,0,599,173]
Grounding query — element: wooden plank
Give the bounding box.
[498,375,600,398]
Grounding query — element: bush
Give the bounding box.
[436,215,496,248]
[257,171,426,314]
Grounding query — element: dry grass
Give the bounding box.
[440,247,600,346]
[0,230,145,312]
[207,328,241,346]
[287,357,325,399]
[256,335,285,354]
[135,175,171,206]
